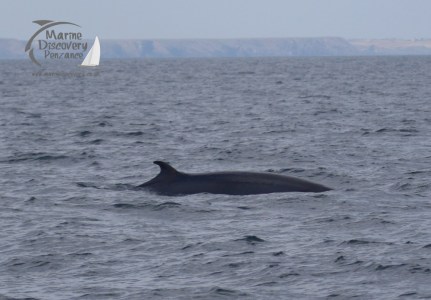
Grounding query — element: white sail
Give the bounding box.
[81,36,100,66]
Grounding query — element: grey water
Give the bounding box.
[0,56,430,299]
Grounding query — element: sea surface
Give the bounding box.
[1,56,431,299]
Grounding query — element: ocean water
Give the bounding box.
[0,56,430,299]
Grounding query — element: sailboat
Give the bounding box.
[81,36,100,67]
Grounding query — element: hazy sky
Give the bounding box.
[1,0,430,40]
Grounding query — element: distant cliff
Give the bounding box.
[100,37,358,58]
[2,37,431,59]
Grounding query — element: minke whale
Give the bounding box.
[138,161,331,196]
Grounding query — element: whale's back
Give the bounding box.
[176,171,330,195]
[141,163,331,196]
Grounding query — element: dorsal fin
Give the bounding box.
[153,161,180,177]
[138,161,181,188]
[33,20,54,26]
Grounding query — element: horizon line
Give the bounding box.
[2,36,431,41]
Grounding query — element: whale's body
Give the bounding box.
[139,161,331,196]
